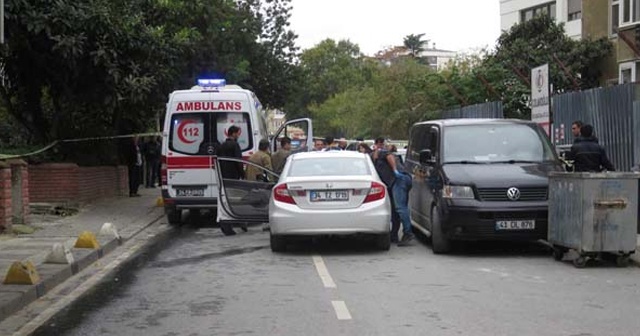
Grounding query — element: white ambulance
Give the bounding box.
[160,79,312,225]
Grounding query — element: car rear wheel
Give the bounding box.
[375,233,391,251]
[166,209,182,225]
[431,205,451,254]
[270,233,287,252]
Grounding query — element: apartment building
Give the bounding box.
[501,0,583,39]
[500,0,640,85]
[374,43,457,71]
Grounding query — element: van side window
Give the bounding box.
[409,124,431,161]
[427,126,439,158]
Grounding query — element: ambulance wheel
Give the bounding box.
[166,209,182,225]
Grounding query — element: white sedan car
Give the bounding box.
[214,151,392,252]
[269,151,391,251]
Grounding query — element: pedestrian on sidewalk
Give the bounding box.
[125,136,143,197]
[372,137,413,246]
[144,136,161,188]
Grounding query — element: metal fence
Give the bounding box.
[552,83,640,171]
[440,101,504,119]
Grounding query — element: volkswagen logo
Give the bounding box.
[506,187,521,201]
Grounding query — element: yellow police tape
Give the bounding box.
[0,132,161,160]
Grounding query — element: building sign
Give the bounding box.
[531,64,550,135]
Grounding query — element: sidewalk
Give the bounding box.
[0,187,164,322]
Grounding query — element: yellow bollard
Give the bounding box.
[74,231,100,249]
[156,197,164,207]
[3,261,41,285]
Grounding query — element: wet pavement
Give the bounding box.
[32,213,640,336]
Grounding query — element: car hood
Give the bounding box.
[442,162,563,188]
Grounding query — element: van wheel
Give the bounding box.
[167,209,182,225]
[270,234,287,252]
[375,233,391,251]
[431,206,451,254]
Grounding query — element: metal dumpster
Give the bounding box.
[548,172,639,268]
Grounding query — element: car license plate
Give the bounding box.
[176,188,205,197]
[495,220,535,230]
[310,190,349,202]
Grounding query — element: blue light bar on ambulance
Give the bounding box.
[197,79,226,88]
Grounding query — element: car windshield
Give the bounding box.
[443,123,556,163]
[288,157,371,177]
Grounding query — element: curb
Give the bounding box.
[0,212,165,323]
[7,223,174,336]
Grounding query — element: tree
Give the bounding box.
[403,33,429,58]
[0,0,300,163]
[285,39,373,120]
[482,15,612,118]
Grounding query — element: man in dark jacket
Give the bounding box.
[217,125,246,235]
[567,124,614,172]
[218,126,245,180]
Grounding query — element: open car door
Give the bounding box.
[215,157,280,225]
[271,118,314,154]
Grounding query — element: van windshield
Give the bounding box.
[443,123,556,164]
[169,112,253,155]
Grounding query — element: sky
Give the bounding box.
[289,0,502,56]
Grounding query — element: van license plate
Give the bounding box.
[310,190,349,202]
[495,220,535,230]
[176,189,205,197]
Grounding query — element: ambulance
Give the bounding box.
[160,79,313,225]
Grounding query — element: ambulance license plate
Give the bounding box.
[176,188,205,197]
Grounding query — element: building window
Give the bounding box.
[520,2,557,23]
[568,0,582,21]
[619,62,637,83]
[620,0,640,26]
[612,0,620,35]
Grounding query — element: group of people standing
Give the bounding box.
[126,136,162,197]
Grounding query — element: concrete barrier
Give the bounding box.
[3,261,40,285]
[74,231,100,249]
[45,243,75,265]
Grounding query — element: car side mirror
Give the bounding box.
[419,149,435,165]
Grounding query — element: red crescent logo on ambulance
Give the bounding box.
[177,119,198,144]
[224,126,242,137]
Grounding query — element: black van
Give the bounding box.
[405,119,564,254]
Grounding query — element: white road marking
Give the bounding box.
[331,301,352,320]
[312,255,337,288]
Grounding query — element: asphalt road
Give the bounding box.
[33,214,640,336]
